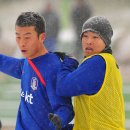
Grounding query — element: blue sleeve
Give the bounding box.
[44,57,74,128]
[0,54,24,79]
[57,55,106,96]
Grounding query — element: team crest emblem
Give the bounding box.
[31,77,38,90]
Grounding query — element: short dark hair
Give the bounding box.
[15,12,46,36]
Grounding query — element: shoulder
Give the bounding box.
[79,55,106,76]
[79,54,106,72]
[34,52,61,64]
[44,52,62,70]
[46,52,61,63]
[82,54,106,65]
[98,53,116,64]
[31,53,61,70]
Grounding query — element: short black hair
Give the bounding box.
[15,12,46,36]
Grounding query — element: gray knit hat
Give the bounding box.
[80,16,113,47]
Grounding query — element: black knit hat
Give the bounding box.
[80,16,113,47]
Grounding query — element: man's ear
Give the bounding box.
[39,32,46,42]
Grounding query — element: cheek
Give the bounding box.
[28,39,36,46]
[31,42,39,50]
[82,40,86,48]
[95,43,105,51]
[99,42,106,49]
[16,42,21,48]
[81,43,85,49]
[16,38,20,45]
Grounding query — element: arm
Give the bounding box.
[0,54,24,79]
[56,55,106,96]
[45,59,74,129]
[46,74,74,129]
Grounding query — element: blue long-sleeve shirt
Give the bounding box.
[57,55,106,96]
[0,53,74,130]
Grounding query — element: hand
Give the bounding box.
[48,113,62,130]
[54,51,66,61]
[54,51,76,61]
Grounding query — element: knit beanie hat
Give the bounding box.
[80,16,113,47]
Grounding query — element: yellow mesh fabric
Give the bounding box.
[73,53,125,130]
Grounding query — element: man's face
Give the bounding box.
[81,31,106,57]
[15,26,45,59]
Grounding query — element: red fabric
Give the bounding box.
[28,59,46,87]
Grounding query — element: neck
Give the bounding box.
[37,45,48,58]
[102,46,112,54]
[28,46,48,59]
[40,45,48,55]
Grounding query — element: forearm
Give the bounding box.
[49,103,74,130]
[0,54,24,79]
[48,93,74,127]
[46,77,74,128]
[57,56,106,96]
[57,57,82,96]
[55,102,74,127]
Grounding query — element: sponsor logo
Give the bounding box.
[31,77,38,90]
[21,91,33,104]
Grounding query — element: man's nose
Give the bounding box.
[86,38,93,45]
[20,39,26,47]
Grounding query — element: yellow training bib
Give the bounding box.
[73,53,125,130]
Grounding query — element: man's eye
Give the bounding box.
[93,36,99,39]
[16,37,20,39]
[83,35,88,38]
[25,37,30,39]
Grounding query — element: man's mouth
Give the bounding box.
[21,50,27,53]
[85,47,93,51]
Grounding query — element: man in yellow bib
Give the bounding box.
[56,16,125,130]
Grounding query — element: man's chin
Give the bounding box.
[21,53,29,58]
[84,52,93,57]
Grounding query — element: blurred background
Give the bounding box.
[0,0,130,129]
